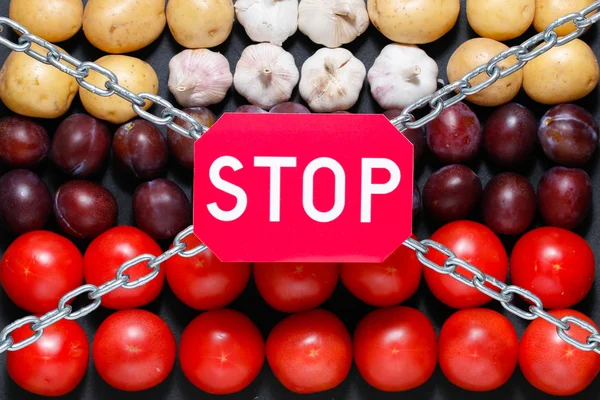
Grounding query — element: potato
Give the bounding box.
[83,0,166,54]
[167,0,234,48]
[9,0,83,42]
[523,39,599,105]
[534,0,597,36]
[0,43,78,118]
[467,0,534,41]
[79,56,159,124]
[447,38,523,107]
[367,0,460,44]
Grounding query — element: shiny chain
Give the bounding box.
[390,2,600,131]
[0,3,598,355]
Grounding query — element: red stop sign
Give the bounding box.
[194,113,414,263]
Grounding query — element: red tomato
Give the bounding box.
[353,306,437,391]
[341,235,422,307]
[510,227,594,309]
[179,309,264,394]
[92,309,176,391]
[253,262,339,313]
[423,221,508,308]
[84,226,163,309]
[165,234,250,310]
[439,308,518,391]
[520,309,600,396]
[1,231,83,313]
[266,309,352,394]
[7,319,88,396]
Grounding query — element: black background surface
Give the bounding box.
[0,0,599,399]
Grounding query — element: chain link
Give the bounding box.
[0,3,598,356]
[389,1,600,131]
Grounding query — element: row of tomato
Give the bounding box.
[0,217,597,396]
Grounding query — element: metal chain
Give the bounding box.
[389,2,600,131]
[0,2,598,355]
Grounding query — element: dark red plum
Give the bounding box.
[113,119,168,181]
[482,173,536,235]
[0,116,49,169]
[0,170,52,234]
[425,102,482,164]
[385,109,426,165]
[538,167,592,229]
[167,107,217,169]
[269,102,311,114]
[54,180,118,239]
[423,164,482,222]
[483,103,537,167]
[133,179,192,240]
[538,104,599,167]
[50,114,111,177]
[413,184,421,218]
[235,105,268,113]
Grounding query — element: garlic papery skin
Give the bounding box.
[368,44,439,110]
[235,0,299,46]
[234,43,300,109]
[299,48,366,112]
[298,0,369,48]
[168,49,233,108]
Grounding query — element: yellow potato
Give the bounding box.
[467,0,534,41]
[367,0,460,44]
[0,43,78,118]
[534,0,597,36]
[83,0,166,53]
[167,0,234,48]
[447,38,523,107]
[9,0,83,42]
[79,56,159,124]
[523,39,599,104]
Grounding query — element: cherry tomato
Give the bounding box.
[266,309,352,394]
[92,309,176,391]
[353,306,437,391]
[7,319,88,396]
[164,234,250,310]
[341,235,422,307]
[510,227,594,309]
[439,308,518,391]
[520,309,600,396]
[84,226,163,309]
[423,221,508,308]
[253,262,339,313]
[179,309,264,394]
[1,231,83,313]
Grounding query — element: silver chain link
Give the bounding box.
[389,2,600,131]
[0,3,598,355]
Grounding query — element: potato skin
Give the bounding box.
[0,43,78,118]
[79,56,159,124]
[367,0,460,44]
[523,39,599,105]
[447,38,523,107]
[83,0,166,54]
[467,0,534,41]
[534,0,596,36]
[167,0,234,48]
[9,0,83,43]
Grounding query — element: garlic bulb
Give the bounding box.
[298,0,369,48]
[235,0,299,46]
[168,49,233,108]
[299,48,366,112]
[368,44,439,110]
[234,43,300,110]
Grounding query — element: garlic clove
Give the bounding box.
[368,44,439,110]
[168,49,233,108]
[234,43,300,110]
[299,48,366,113]
[298,0,369,48]
[235,0,299,46]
